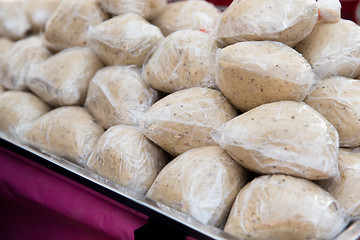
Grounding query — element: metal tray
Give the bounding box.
[1,136,359,240]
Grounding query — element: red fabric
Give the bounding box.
[0,146,148,240]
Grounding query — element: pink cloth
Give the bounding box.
[0,146,148,240]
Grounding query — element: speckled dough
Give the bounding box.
[213,101,339,180]
[44,0,107,51]
[305,76,360,147]
[216,41,318,112]
[224,175,348,240]
[23,106,104,166]
[0,36,50,91]
[217,0,318,47]
[0,37,13,65]
[146,146,248,227]
[87,125,168,194]
[27,47,103,107]
[152,0,220,36]
[99,0,166,20]
[88,13,164,67]
[318,149,360,219]
[143,30,217,93]
[24,0,61,32]
[85,65,158,129]
[295,19,360,79]
[0,91,51,141]
[143,87,238,156]
[0,1,30,40]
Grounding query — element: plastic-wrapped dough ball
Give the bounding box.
[24,0,61,33]
[143,30,217,93]
[295,19,360,79]
[216,41,318,112]
[99,0,166,20]
[318,149,360,219]
[23,106,104,166]
[0,91,51,141]
[87,125,168,194]
[224,175,349,240]
[0,37,13,64]
[27,47,103,107]
[146,146,248,227]
[85,65,158,129]
[0,1,30,40]
[143,87,238,156]
[213,101,339,180]
[44,0,107,51]
[0,36,50,91]
[217,0,318,47]
[316,0,341,23]
[88,13,164,67]
[152,0,220,36]
[305,76,360,148]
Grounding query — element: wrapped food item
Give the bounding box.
[24,0,61,32]
[0,91,51,141]
[318,149,360,219]
[146,146,248,227]
[305,76,360,148]
[216,41,318,112]
[23,106,104,166]
[87,125,168,194]
[44,0,107,51]
[295,19,360,79]
[224,175,349,240]
[99,0,166,20]
[0,36,50,91]
[143,30,217,93]
[316,0,341,23]
[27,47,103,107]
[212,101,339,180]
[0,37,13,65]
[142,87,238,156]
[0,1,30,40]
[88,13,164,67]
[152,0,221,36]
[85,65,158,129]
[217,0,318,47]
[0,85,4,93]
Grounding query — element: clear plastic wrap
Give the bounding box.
[142,87,238,156]
[23,106,104,167]
[0,91,51,142]
[84,65,158,129]
[0,36,50,91]
[99,0,167,20]
[27,47,103,107]
[146,146,248,228]
[224,174,349,240]
[216,0,318,47]
[305,76,360,148]
[152,0,221,36]
[23,0,61,32]
[88,13,164,67]
[142,30,217,93]
[317,149,360,220]
[44,0,107,52]
[212,101,340,180]
[295,19,360,79]
[316,0,341,23]
[87,125,168,195]
[216,41,318,112]
[0,1,30,40]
